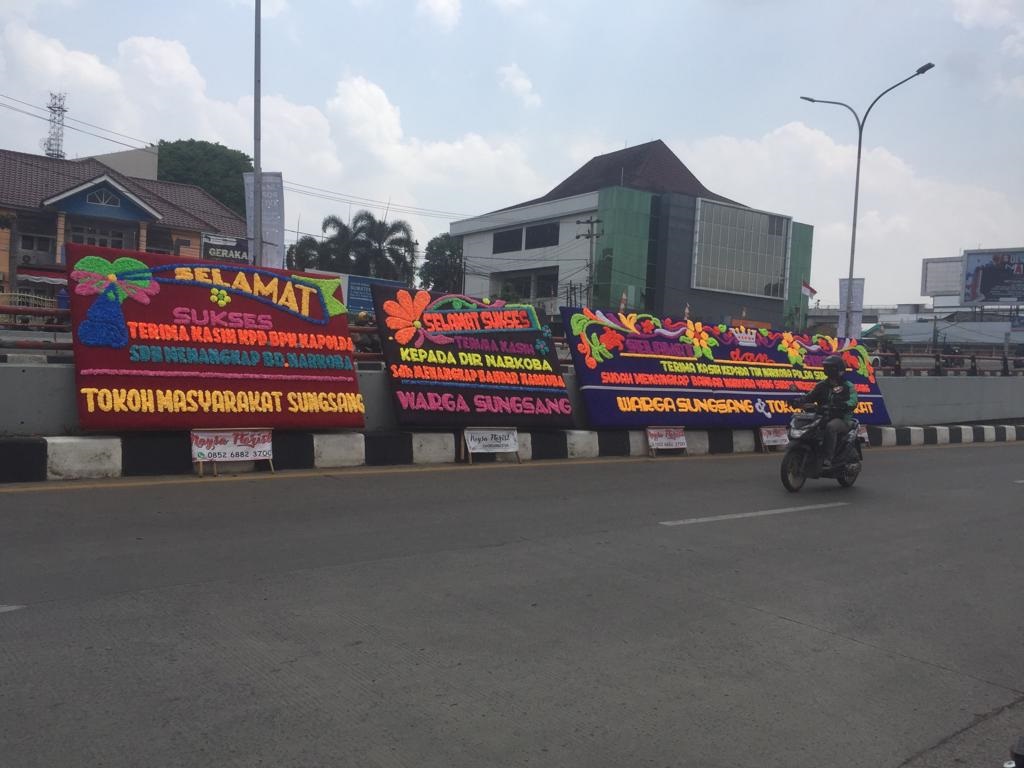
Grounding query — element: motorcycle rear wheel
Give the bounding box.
[837,463,860,488]
[780,448,807,492]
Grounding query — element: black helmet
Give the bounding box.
[823,355,846,378]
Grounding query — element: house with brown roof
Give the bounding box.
[450,139,814,329]
[0,148,247,303]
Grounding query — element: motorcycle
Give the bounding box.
[780,403,864,492]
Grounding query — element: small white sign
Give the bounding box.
[759,426,790,447]
[646,427,687,451]
[464,427,518,454]
[191,428,273,463]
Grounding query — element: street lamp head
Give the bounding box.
[799,96,816,102]
[916,62,935,75]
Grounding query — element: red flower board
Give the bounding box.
[67,244,364,431]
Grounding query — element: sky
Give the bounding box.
[0,0,1022,305]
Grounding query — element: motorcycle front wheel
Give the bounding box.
[780,447,808,492]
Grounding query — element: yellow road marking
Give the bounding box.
[0,452,768,494]
[0,439,1015,495]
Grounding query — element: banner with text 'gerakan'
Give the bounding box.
[561,307,889,429]
[372,286,573,427]
[68,244,364,430]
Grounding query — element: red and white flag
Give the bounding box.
[801,281,817,298]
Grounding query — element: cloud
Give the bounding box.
[492,0,528,9]
[952,0,1024,61]
[0,21,545,251]
[498,63,541,108]
[996,73,1024,96]
[677,122,1024,304]
[0,0,77,23]
[416,0,460,30]
[952,0,1016,28]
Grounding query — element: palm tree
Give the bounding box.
[286,235,322,271]
[351,210,416,284]
[319,214,356,274]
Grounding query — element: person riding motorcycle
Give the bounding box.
[798,355,858,468]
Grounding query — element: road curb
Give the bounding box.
[1,424,1021,484]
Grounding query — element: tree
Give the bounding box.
[418,233,464,293]
[351,210,416,284]
[286,236,322,271]
[319,215,356,274]
[157,139,253,215]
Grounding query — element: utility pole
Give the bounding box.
[253,0,263,267]
[576,217,602,307]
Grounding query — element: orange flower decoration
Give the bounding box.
[780,331,801,355]
[383,289,431,344]
[687,320,710,349]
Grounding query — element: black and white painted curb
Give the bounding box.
[0,425,1019,484]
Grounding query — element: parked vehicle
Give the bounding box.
[780,404,865,492]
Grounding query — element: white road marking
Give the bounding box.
[0,604,25,614]
[659,502,849,527]
[1014,480,1024,484]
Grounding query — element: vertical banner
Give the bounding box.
[372,286,573,427]
[243,171,285,270]
[837,278,865,336]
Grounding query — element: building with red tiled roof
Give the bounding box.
[0,148,247,301]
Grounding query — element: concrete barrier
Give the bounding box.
[411,433,455,464]
[868,426,897,447]
[948,426,974,444]
[497,432,532,462]
[0,437,47,482]
[627,430,647,457]
[44,436,121,480]
[973,425,996,443]
[731,430,757,453]
[685,430,710,456]
[923,426,950,445]
[878,376,1024,426]
[997,425,1018,442]
[313,433,365,468]
[5,362,1024,437]
[565,430,599,459]
[895,427,925,446]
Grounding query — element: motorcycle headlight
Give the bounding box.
[789,426,808,438]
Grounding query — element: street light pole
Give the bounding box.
[253,0,263,268]
[801,62,934,338]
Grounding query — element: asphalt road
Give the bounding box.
[1,443,1022,768]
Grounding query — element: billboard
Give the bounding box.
[201,233,250,265]
[68,244,364,431]
[962,249,1024,304]
[921,257,963,297]
[372,286,574,427]
[345,275,407,314]
[561,307,889,429]
[243,171,285,270]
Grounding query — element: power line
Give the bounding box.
[0,92,552,230]
[0,101,157,153]
[0,93,158,152]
